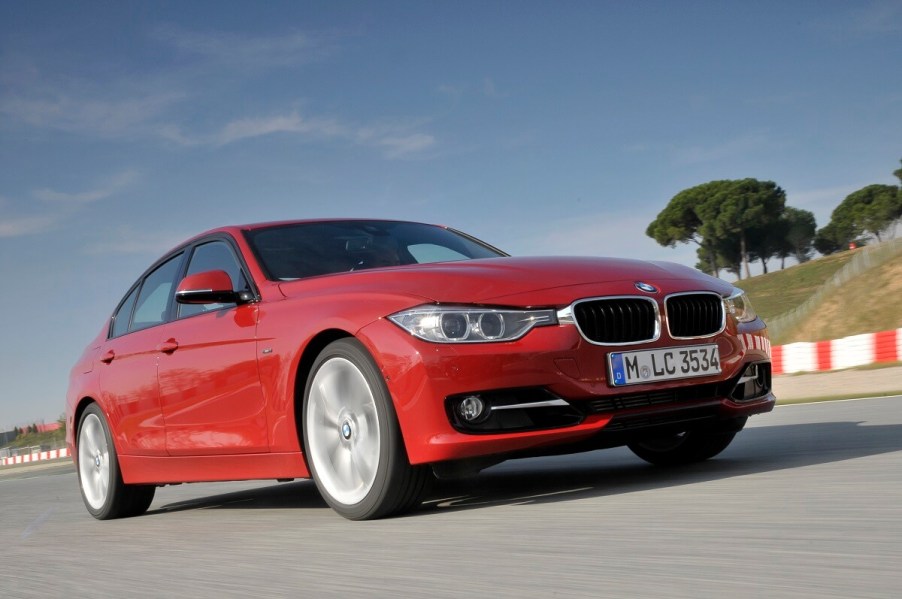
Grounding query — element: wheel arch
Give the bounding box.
[292,329,354,461]
[71,396,100,465]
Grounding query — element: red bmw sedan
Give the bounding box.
[66,219,775,520]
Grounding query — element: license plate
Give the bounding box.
[609,344,721,387]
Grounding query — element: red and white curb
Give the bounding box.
[1,447,69,467]
[772,328,902,375]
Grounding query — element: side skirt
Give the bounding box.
[119,452,310,485]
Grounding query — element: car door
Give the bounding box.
[97,252,185,456]
[156,238,268,455]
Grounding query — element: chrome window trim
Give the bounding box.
[557,295,661,346]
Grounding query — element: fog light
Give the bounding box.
[458,395,486,422]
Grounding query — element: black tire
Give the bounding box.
[627,418,747,467]
[76,403,156,520]
[302,339,432,520]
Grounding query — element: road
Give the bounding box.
[2,397,901,598]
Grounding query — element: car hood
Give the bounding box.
[277,256,733,307]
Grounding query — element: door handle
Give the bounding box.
[157,339,179,354]
[100,350,115,364]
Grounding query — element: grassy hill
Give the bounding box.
[739,247,902,345]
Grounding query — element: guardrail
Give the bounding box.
[766,237,902,340]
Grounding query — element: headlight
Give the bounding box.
[724,289,757,323]
[389,305,557,343]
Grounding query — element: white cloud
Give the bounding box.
[215,112,347,146]
[371,133,436,159]
[163,110,436,158]
[483,78,499,98]
[82,226,194,256]
[32,170,140,204]
[437,83,466,101]
[843,0,902,33]
[507,210,697,266]
[0,213,60,238]
[0,171,140,238]
[160,112,335,146]
[151,25,326,70]
[673,133,772,165]
[0,90,184,138]
[1,26,431,158]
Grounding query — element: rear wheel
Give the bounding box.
[303,339,431,520]
[77,403,155,519]
[628,418,747,466]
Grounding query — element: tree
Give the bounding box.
[781,207,817,265]
[844,184,901,241]
[820,183,901,246]
[814,221,852,255]
[696,179,786,279]
[695,236,741,279]
[648,179,786,278]
[646,183,719,275]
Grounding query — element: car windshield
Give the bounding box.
[244,220,507,281]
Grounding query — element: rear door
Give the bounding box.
[97,252,185,456]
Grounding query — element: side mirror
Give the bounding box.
[175,270,241,305]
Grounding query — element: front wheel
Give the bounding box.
[627,418,747,467]
[302,339,431,520]
[77,403,155,519]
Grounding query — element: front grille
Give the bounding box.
[666,293,724,338]
[602,405,720,432]
[572,297,657,344]
[586,383,720,414]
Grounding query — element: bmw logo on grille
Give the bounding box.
[635,281,657,293]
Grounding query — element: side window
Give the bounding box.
[131,254,183,332]
[110,286,139,338]
[178,241,248,318]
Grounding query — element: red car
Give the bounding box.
[66,219,775,520]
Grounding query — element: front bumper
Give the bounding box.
[359,318,775,465]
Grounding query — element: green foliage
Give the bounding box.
[695,236,741,278]
[813,220,854,255]
[832,184,901,242]
[782,207,817,263]
[3,428,65,450]
[645,184,710,247]
[649,178,787,278]
[741,250,902,345]
[817,161,902,249]
[738,251,857,322]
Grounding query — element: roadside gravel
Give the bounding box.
[774,365,902,402]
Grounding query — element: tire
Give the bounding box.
[627,418,747,467]
[302,339,432,520]
[77,403,156,519]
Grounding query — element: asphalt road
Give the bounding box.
[2,397,901,598]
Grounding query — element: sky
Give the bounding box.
[1,1,900,428]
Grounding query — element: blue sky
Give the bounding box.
[1,1,900,428]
